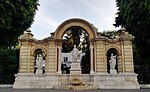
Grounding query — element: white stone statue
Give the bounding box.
[35,54,44,74]
[71,45,81,63]
[109,53,117,70]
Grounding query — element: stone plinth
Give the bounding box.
[110,69,117,74]
[13,73,57,88]
[13,73,139,89]
[36,69,43,74]
[93,73,140,89]
[70,63,81,74]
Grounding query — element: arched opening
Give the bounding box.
[61,26,90,74]
[33,48,46,74]
[107,48,119,74]
[54,18,97,74]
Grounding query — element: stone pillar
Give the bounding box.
[27,41,31,73]
[121,41,125,73]
[90,45,94,74]
[57,46,62,74]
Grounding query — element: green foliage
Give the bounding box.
[62,28,90,73]
[114,0,150,65]
[0,0,39,49]
[62,39,74,53]
[0,49,19,84]
[101,30,118,39]
[81,54,90,74]
[0,49,19,73]
[71,28,82,47]
[62,28,81,53]
[62,27,89,53]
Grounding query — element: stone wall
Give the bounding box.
[19,32,57,74]
[95,39,124,73]
[95,41,105,73]
[13,73,56,88]
[93,73,139,89]
[123,41,134,72]
[46,41,56,73]
[13,73,139,89]
[19,45,29,73]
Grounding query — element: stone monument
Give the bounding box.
[13,18,140,89]
[70,45,81,74]
[109,53,117,74]
[35,54,45,74]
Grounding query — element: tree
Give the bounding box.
[0,49,19,84]
[62,27,83,53]
[114,0,150,65]
[0,0,39,49]
[0,0,39,84]
[101,30,118,39]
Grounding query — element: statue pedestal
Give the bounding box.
[110,69,117,74]
[36,69,43,74]
[70,63,81,74]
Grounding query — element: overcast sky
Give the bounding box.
[30,0,119,39]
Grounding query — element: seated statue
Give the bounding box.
[71,45,81,63]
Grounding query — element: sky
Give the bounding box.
[30,0,119,40]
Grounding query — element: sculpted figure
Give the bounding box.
[109,53,117,70]
[71,45,80,63]
[35,54,44,74]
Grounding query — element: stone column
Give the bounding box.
[57,46,62,74]
[90,45,94,74]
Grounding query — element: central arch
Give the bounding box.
[54,18,98,39]
[54,18,97,74]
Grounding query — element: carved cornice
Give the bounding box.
[19,35,55,44]
[30,37,54,44]
[94,36,120,43]
[95,29,134,43]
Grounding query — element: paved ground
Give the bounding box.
[0,88,150,92]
